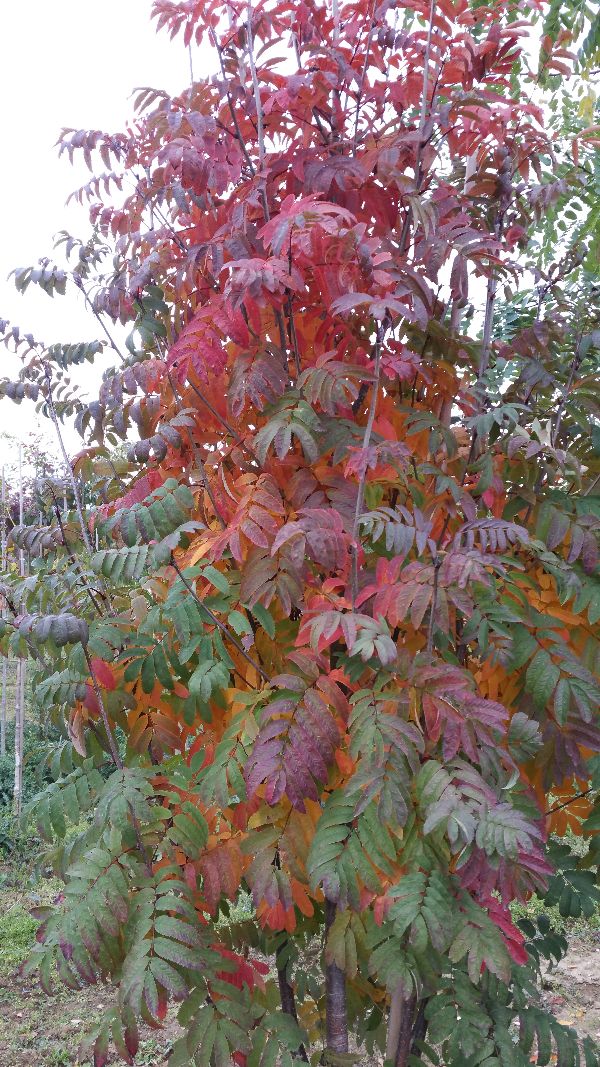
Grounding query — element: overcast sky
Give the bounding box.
[0,1,198,471]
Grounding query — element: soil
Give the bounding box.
[0,888,599,1066]
[0,973,180,1066]
[540,932,600,1043]
[1,943,600,1066]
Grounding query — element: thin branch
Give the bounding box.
[210,30,256,177]
[352,0,377,151]
[84,644,153,876]
[584,471,600,497]
[546,788,592,816]
[426,558,441,655]
[417,0,436,146]
[394,993,417,1067]
[183,374,256,459]
[398,0,438,254]
[386,986,404,1062]
[350,327,383,606]
[50,493,105,617]
[167,370,227,529]
[477,243,500,385]
[83,644,122,769]
[44,365,92,553]
[170,556,271,684]
[72,275,126,363]
[246,2,266,175]
[551,341,583,448]
[331,0,340,41]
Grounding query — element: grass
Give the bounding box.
[512,892,600,937]
[0,904,39,970]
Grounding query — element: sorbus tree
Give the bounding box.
[1,0,599,1063]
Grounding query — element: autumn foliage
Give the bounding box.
[1,0,600,1063]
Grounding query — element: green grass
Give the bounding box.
[512,892,600,936]
[0,904,38,970]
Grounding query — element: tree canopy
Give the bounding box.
[1,0,599,1063]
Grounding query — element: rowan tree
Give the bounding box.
[1,0,599,1064]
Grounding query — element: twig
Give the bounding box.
[551,341,583,448]
[394,993,417,1067]
[546,788,592,816]
[44,365,93,553]
[210,30,256,177]
[246,2,266,172]
[167,370,227,528]
[84,644,154,876]
[276,941,309,1061]
[83,645,122,769]
[325,900,348,1053]
[477,225,502,386]
[72,275,126,363]
[182,374,255,458]
[350,327,383,606]
[170,556,271,684]
[398,0,438,255]
[426,558,441,655]
[50,493,105,617]
[352,0,377,151]
[332,0,340,41]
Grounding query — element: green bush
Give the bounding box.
[0,721,57,808]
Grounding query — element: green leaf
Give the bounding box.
[525,649,560,710]
[250,603,276,638]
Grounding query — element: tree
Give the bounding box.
[0,0,599,1063]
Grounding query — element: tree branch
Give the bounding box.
[350,326,382,606]
[546,788,592,816]
[44,365,93,553]
[170,556,271,684]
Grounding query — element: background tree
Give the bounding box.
[0,0,599,1064]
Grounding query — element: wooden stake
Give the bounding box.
[13,445,25,816]
[0,465,6,757]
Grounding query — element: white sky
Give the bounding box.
[0,1,197,470]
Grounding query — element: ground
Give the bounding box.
[541,933,600,1044]
[1,862,599,1066]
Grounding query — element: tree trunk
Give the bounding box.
[392,992,417,1067]
[325,900,349,1054]
[276,942,308,1061]
[409,1000,428,1060]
